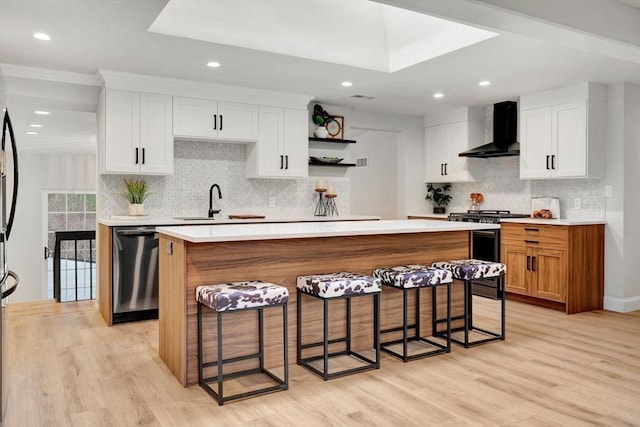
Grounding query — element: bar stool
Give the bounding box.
[296,272,381,380]
[372,265,453,361]
[196,281,289,405]
[432,259,506,348]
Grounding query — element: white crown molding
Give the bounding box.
[0,63,101,87]
[98,69,314,109]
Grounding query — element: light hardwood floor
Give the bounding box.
[5,299,639,426]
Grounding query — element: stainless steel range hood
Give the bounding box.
[459,101,519,158]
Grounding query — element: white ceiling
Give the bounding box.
[0,0,639,153]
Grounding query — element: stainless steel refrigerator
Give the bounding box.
[0,109,20,425]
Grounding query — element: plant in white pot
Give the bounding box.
[425,183,452,214]
[120,178,150,216]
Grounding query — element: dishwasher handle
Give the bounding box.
[115,229,157,237]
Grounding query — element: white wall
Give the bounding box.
[603,82,640,312]
[348,130,399,219]
[7,152,96,302]
[309,102,425,217]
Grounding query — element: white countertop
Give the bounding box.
[407,213,449,220]
[99,214,379,227]
[501,218,606,226]
[157,219,499,243]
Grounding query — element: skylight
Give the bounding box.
[149,0,498,73]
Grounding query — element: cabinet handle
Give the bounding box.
[444,163,448,175]
[142,148,145,164]
[219,115,223,131]
[440,164,444,175]
[546,155,550,170]
[532,256,536,272]
[213,115,217,130]
[526,255,531,271]
[135,147,139,164]
[524,227,539,232]
[551,154,556,170]
[280,155,283,169]
[524,240,539,244]
[285,155,289,170]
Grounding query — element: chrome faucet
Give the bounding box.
[208,184,222,218]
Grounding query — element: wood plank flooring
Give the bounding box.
[4,299,639,426]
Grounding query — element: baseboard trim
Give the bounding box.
[603,295,640,313]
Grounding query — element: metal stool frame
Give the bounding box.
[197,301,288,405]
[434,274,506,348]
[297,288,380,380]
[380,282,451,362]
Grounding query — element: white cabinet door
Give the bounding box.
[218,101,259,142]
[424,124,447,182]
[520,107,552,179]
[173,97,217,139]
[282,108,308,178]
[552,102,586,178]
[104,89,140,174]
[256,106,284,177]
[444,121,469,181]
[173,97,258,142]
[140,93,173,174]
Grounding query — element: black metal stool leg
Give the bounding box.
[297,289,302,365]
[374,293,380,368]
[402,288,408,361]
[463,280,470,348]
[259,308,264,370]
[500,274,506,340]
[217,311,224,403]
[283,303,289,390]
[446,282,452,352]
[323,297,329,379]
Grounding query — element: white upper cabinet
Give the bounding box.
[246,106,308,179]
[424,106,484,183]
[520,82,605,179]
[173,96,258,142]
[101,89,173,175]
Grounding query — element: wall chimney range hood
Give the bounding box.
[459,101,519,158]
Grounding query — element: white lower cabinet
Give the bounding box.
[246,106,308,178]
[173,96,258,142]
[101,89,173,175]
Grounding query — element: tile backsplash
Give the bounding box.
[99,140,350,219]
[445,156,605,219]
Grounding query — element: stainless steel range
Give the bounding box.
[448,210,530,224]
[448,210,529,299]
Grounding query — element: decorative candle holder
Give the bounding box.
[314,188,328,216]
[324,193,339,216]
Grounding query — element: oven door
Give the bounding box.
[470,229,502,299]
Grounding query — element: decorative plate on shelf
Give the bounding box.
[309,156,344,164]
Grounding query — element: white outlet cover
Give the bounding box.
[574,198,582,210]
[604,185,613,197]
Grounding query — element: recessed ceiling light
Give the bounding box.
[341,81,353,87]
[478,81,491,86]
[29,124,43,128]
[433,93,444,98]
[206,61,221,68]
[34,110,50,115]
[33,32,51,41]
[25,131,39,135]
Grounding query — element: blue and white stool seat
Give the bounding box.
[196,280,289,405]
[196,281,289,312]
[432,259,505,281]
[373,265,452,288]
[296,272,381,298]
[431,259,506,348]
[296,272,381,379]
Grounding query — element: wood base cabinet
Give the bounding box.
[501,222,604,314]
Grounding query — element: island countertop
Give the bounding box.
[156,219,500,243]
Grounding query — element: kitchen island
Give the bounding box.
[157,220,499,387]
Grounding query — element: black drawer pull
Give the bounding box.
[532,256,536,272]
[524,227,539,232]
[524,240,539,244]
[526,255,531,271]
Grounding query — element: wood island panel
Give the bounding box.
[97,223,113,326]
[159,230,470,387]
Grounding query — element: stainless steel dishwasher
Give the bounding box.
[112,226,159,323]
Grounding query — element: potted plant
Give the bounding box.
[120,178,150,216]
[425,183,452,214]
